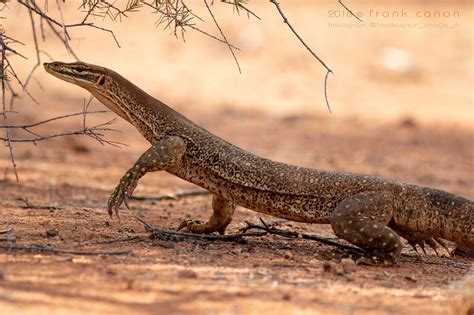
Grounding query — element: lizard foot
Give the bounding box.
[177,195,235,235]
[407,237,450,256]
[177,219,227,235]
[389,224,451,256]
[108,171,139,218]
[408,237,451,256]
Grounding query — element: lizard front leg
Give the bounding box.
[330,191,403,266]
[178,194,236,235]
[108,136,186,217]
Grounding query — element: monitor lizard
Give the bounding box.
[44,61,473,265]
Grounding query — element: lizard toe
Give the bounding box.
[406,237,450,256]
[425,238,439,256]
[177,219,225,234]
[108,185,126,218]
[177,219,203,232]
[434,238,450,255]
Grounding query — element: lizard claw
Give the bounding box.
[108,185,124,219]
[177,219,203,232]
[418,242,427,255]
[124,192,131,210]
[408,241,419,253]
[407,237,450,256]
[434,238,450,255]
[107,170,139,218]
[425,238,439,256]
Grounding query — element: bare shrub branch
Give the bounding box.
[339,0,363,22]
[204,0,241,73]
[269,0,333,113]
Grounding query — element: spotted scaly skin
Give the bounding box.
[44,61,474,265]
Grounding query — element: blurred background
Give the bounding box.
[4,0,473,125]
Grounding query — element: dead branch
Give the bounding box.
[338,0,363,22]
[137,217,266,242]
[0,243,130,255]
[204,0,241,73]
[17,0,120,48]
[141,1,239,50]
[137,217,363,255]
[14,197,64,210]
[0,227,12,234]
[240,219,364,254]
[1,34,19,181]
[0,234,16,242]
[269,0,332,113]
[0,227,15,242]
[0,125,123,147]
[221,0,261,20]
[130,188,211,201]
[0,110,110,129]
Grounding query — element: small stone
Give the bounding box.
[282,293,291,300]
[46,229,59,237]
[206,244,217,251]
[404,275,417,282]
[341,258,356,274]
[177,269,197,279]
[399,117,417,128]
[231,247,242,255]
[284,251,293,260]
[126,279,134,290]
[381,282,394,288]
[323,260,337,273]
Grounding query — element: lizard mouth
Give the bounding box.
[44,61,103,87]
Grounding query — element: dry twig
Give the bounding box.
[269,0,333,113]
[241,219,364,253]
[137,217,266,242]
[137,216,363,254]
[204,0,241,73]
[0,227,13,234]
[338,0,363,22]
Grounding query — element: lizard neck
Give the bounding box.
[88,69,181,143]
[44,61,192,144]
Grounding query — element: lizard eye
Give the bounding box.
[75,67,84,73]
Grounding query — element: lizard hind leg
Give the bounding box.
[178,194,236,235]
[330,191,403,266]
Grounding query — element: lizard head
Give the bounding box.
[44,61,132,123]
[44,61,107,89]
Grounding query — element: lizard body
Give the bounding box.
[44,61,474,265]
